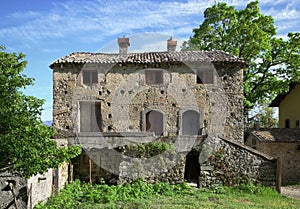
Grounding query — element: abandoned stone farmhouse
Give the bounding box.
[50,37,279,187]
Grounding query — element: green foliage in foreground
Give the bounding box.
[0,46,81,178]
[36,180,300,209]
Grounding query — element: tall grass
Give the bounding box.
[35,180,300,209]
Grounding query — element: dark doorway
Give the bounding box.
[182,110,200,135]
[146,110,164,136]
[184,150,200,184]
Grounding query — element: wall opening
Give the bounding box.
[146,110,164,136]
[145,69,163,85]
[285,119,290,128]
[184,150,200,185]
[80,101,103,132]
[182,110,200,135]
[83,70,98,85]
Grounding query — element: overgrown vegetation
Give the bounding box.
[36,180,300,209]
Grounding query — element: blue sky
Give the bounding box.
[1,0,299,121]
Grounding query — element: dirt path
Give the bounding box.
[281,185,300,200]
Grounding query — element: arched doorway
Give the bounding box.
[146,110,164,136]
[184,150,200,185]
[182,110,200,135]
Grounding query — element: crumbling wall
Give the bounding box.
[0,171,27,209]
[52,60,245,185]
[52,62,243,140]
[199,137,277,187]
[0,164,69,209]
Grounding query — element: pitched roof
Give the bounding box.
[50,50,246,68]
[269,82,298,107]
[249,128,300,142]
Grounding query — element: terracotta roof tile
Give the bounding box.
[50,50,246,68]
[250,128,300,142]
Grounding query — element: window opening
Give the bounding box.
[146,110,164,136]
[80,101,102,132]
[182,110,200,135]
[296,120,299,128]
[145,70,163,85]
[83,70,98,85]
[196,70,213,84]
[285,119,290,128]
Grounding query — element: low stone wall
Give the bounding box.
[0,164,69,209]
[70,134,278,188]
[118,151,186,185]
[199,137,277,187]
[27,169,53,208]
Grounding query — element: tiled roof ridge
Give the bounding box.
[50,50,246,68]
[249,128,300,142]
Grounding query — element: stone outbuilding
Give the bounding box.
[246,82,300,184]
[50,36,278,187]
[245,128,300,183]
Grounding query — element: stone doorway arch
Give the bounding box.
[184,150,200,186]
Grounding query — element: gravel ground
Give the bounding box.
[281,185,300,200]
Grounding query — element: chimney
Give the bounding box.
[118,36,130,54]
[167,37,177,53]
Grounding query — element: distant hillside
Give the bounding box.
[43,120,53,127]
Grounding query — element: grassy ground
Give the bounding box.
[35,180,300,209]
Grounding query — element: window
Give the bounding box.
[145,110,164,136]
[285,119,290,128]
[181,110,200,135]
[145,70,163,85]
[296,120,299,128]
[83,70,98,85]
[196,70,213,84]
[80,101,102,132]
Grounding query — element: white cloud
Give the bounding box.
[1,0,298,49]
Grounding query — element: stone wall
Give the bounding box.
[27,169,53,208]
[52,61,244,142]
[199,137,277,187]
[0,164,69,209]
[258,142,300,183]
[52,58,246,186]
[0,171,27,209]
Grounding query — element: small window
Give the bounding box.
[83,70,98,85]
[145,70,163,85]
[196,70,213,84]
[285,119,290,128]
[296,120,299,128]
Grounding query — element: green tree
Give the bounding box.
[250,106,278,128]
[0,46,81,178]
[183,1,300,122]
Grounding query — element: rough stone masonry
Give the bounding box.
[50,37,278,187]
